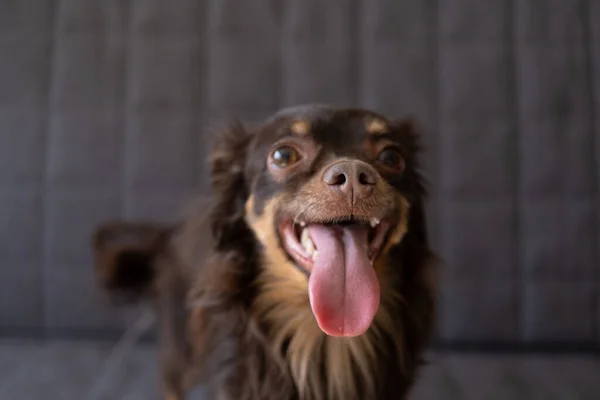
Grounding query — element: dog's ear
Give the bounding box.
[208,121,253,247]
[392,118,438,358]
[92,221,167,301]
[394,117,429,247]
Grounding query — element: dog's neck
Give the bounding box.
[253,253,405,400]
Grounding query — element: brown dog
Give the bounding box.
[92,105,438,400]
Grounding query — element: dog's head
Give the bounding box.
[208,105,428,338]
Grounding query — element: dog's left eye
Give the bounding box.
[271,146,300,168]
[377,147,404,171]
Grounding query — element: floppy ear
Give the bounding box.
[188,122,257,375]
[92,221,168,301]
[207,121,253,248]
[393,117,438,351]
[394,117,430,247]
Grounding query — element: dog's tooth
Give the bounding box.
[301,228,309,244]
[301,228,315,255]
[306,241,315,255]
[299,220,306,227]
[312,250,319,261]
[370,218,380,228]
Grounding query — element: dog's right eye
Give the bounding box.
[271,146,300,168]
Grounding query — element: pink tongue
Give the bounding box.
[307,224,380,337]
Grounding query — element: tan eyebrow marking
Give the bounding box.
[366,118,388,135]
[290,120,310,136]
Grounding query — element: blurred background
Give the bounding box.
[1,0,599,398]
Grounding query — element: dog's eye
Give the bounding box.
[377,148,404,171]
[271,146,300,168]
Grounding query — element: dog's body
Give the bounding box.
[93,105,438,400]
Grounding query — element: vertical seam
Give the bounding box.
[193,1,210,192]
[507,0,523,345]
[121,0,133,219]
[40,0,59,338]
[352,0,363,107]
[276,0,285,110]
[578,0,599,347]
[112,0,133,334]
[432,0,442,344]
[200,0,216,191]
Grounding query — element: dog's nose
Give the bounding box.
[322,160,379,200]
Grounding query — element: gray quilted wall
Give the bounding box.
[1,0,599,348]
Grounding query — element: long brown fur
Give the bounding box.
[92,105,438,400]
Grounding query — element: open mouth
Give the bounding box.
[279,217,391,273]
[277,215,393,338]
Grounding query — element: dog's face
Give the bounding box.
[211,105,426,339]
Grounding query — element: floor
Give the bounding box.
[0,339,598,400]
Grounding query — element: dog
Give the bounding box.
[92,105,438,400]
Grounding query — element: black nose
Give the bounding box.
[322,160,379,201]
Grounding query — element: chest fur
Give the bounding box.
[253,263,406,400]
